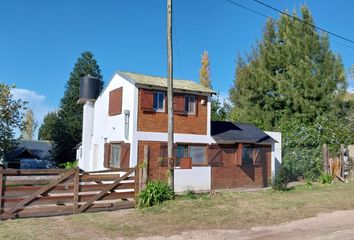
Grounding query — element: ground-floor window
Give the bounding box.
[110,143,121,168]
[176,145,207,166]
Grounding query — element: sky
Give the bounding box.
[1,0,354,136]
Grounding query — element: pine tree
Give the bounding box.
[21,109,38,140]
[51,51,103,163]
[230,7,346,130]
[38,111,58,141]
[199,51,211,89]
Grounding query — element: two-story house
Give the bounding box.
[78,72,281,192]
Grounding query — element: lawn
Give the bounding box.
[1,181,354,239]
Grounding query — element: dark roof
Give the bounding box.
[5,140,52,161]
[211,121,276,144]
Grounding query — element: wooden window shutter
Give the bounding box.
[195,96,199,116]
[108,87,123,116]
[174,94,185,115]
[207,144,223,167]
[236,143,243,166]
[141,89,154,111]
[120,143,130,168]
[104,143,111,168]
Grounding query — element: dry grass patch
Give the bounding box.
[1,181,354,239]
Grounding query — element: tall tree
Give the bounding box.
[199,51,211,89]
[51,52,103,163]
[0,84,27,158]
[21,109,38,140]
[38,111,58,141]
[230,8,346,130]
[229,6,349,178]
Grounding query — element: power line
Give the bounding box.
[253,0,354,45]
[225,0,354,50]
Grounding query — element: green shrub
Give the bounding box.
[138,181,174,208]
[60,160,78,169]
[319,172,333,184]
[272,165,290,191]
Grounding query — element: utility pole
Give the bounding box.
[167,0,174,191]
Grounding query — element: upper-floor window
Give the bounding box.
[185,95,196,114]
[153,91,165,112]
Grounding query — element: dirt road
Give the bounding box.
[137,210,354,240]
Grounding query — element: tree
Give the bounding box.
[229,7,350,178]
[199,51,211,89]
[51,51,103,163]
[38,111,58,141]
[21,109,38,140]
[0,84,27,157]
[230,9,346,130]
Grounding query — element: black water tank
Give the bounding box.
[80,76,101,101]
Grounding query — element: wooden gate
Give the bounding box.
[0,166,137,220]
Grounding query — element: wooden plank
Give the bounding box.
[3,169,67,175]
[4,175,69,186]
[3,182,135,197]
[78,167,136,213]
[73,168,79,214]
[2,168,75,217]
[79,174,120,182]
[3,191,135,207]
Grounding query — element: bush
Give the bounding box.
[319,172,333,184]
[59,161,78,169]
[272,165,290,191]
[138,181,174,208]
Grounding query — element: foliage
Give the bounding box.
[138,181,174,208]
[59,160,78,169]
[282,114,353,178]
[51,51,103,164]
[38,111,58,141]
[230,9,347,131]
[199,51,211,89]
[211,94,230,121]
[0,84,27,157]
[271,165,290,191]
[319,172,333,184]
[21,109,38,140]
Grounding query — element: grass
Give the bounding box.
[2,181,354,239]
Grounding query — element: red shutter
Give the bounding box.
[108,87,123,116]
[207,144,223,167]
[120,143,130,168]
[236,143,243,166]
[141,89,154,112]
[195,96,199,116]
[104,143,111,168]
[174,94,185,115]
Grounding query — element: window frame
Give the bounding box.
[184,95,196,115]
[153,91,165,112]
[175,144,207,167]
[110,143,122,168]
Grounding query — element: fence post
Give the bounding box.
[0,166,3,215]
[73,167,79,214]
[340,144,344,177]
[323,144,329,174]
[142,145,149,190]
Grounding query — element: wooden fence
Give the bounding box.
[0,166,137,220]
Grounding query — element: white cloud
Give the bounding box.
[348,87,354,93]
[11,88,56,138]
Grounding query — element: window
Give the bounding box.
[110,143,121,167]
[176,145,207,166]
[185,95,196,114]
[242,144,254,165]
[153,92,165,111]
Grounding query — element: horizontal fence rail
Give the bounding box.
[0,166,137,220]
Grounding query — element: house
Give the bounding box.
[4,140,56,169]
[78,72,281,192]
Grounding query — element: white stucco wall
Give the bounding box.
[174,167,211,193]
[265,131,282,179]
[80,74,138,171]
